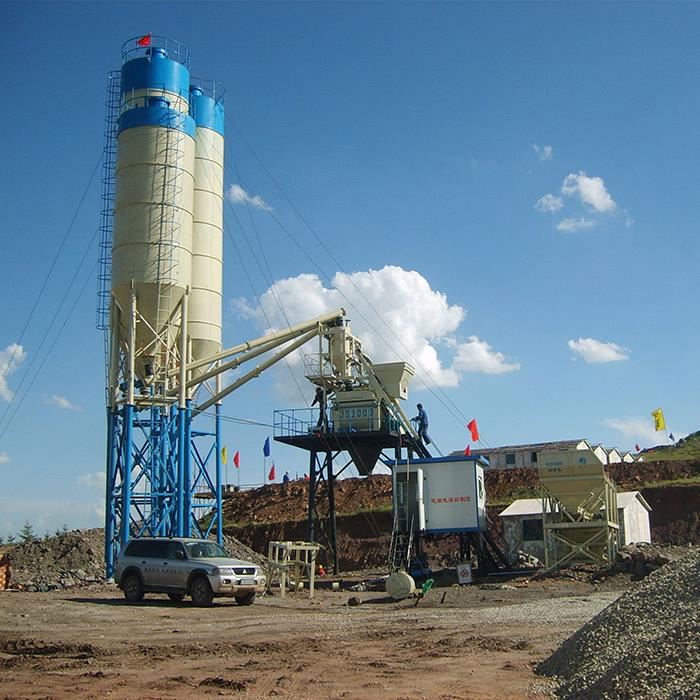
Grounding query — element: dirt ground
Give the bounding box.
[0,576,626,700]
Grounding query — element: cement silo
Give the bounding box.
[189,83,224,371]
[112,43,195,381]
[100,36,225,576]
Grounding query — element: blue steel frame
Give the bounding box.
[104,401,222,577]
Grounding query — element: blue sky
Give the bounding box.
[1,2,698,538]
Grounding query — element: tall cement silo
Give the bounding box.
[112,43,196,382]
[100,36,225,576]
[189,83,224,374]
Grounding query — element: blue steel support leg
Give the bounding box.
[104,409,116,578]
[184,399,193,536]
[177,406,186,536]
[215,403,222,545]
[158,407,167,535]
[121,404,134,548]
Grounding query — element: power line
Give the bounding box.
[0,152,102,387]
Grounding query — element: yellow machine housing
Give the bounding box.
[538,449,619,570]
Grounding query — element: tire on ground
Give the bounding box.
[190,576,214,607]
[122,573,144,602]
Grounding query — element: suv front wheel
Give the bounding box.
[123,573,144,602]
[190,576,213,607]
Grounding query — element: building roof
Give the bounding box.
[449,439,589,457]
[617,491,652,511]
[498,498,550,517]
[499,491,651,518]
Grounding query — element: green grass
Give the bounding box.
[643,430,700,461]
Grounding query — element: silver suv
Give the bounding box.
[115,537,266,607]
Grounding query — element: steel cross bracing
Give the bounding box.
[105,308,347,576]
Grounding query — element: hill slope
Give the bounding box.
[642,430,700,462]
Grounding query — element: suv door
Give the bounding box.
[160,541,188,590]
[138,540,169,588]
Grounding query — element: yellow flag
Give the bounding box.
[221,446,228,464]
[651,408,666,431]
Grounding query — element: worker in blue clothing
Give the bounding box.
[412,403,431,445]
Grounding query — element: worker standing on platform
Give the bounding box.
[412,403,431,444]
[311,386,328,430]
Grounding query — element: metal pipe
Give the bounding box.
[177,405,186,536]
[308,451,316,543]
[104,409,116,578]
[108,302,121,409]
[215,370,222,545]
[327,451,338,574]
[127,286,137,405]
[178,290,189,409]
[122,404,134,546]
[176,331,299,394]
[195,328,318,413]
[184,399,192,536]
[170,307,345,377]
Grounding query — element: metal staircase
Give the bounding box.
[388,512,414,573]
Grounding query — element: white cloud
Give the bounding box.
[532,144,553,161]
[78,472,106,488]
[226,184,272,212]
[47,394,81,411]
[0,453,8,464]
[452,336,521,374]
[568,337,629,363]
[236,265,519,398]
[603,416,676,449]
[561,172,616,213]
[0,343,26,402]
[556,217,596,232]
[535,194,564,212]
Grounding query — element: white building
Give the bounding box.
[451,440,645,469]
[451,439,591,470]
[498,491,652,565]
[606,448,622,464]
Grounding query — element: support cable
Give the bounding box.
[0,152,102,388]
[0,258,99,442]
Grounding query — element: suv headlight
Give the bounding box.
[211,566,235,576]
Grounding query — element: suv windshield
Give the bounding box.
[185,541,229,559]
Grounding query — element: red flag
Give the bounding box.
[233,451,240,468]
[137,34,152,47]
[464,445,471,456]
[635,443,640,452]
[467,419,479,442]
[268,464,276,481]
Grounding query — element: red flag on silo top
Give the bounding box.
[268,464,276,481]
[233,451,240,469]
[467,419,479,442]
[137,34,152,47]
[464,445,471,456]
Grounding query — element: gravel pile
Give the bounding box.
[5,529,266,591]
[537,548,700,699]
[7,529,105,591]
